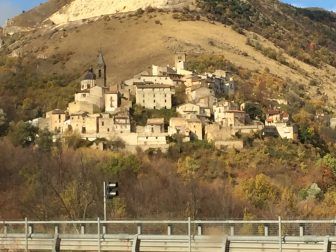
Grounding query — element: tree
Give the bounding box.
[244,103,264,121]
[8,121,38,147]
[177,156,200,179]
[241,174,279,209]
[321,154,336,176]
[0,108,8,136]
[36,129,53,152]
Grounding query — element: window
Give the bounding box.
[98,69,102,78]
[107,128,110,132]
[102,121,104,126]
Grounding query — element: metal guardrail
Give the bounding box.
[1,217,336,251]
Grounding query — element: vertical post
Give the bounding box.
[299,224,304,237]
[103,181,107,221]
[3,224,8,236]
[278,216,282,252]
[28,224,34,235]
[102,225,107,235]
[264,224,269,236]
[80,224,86,235]
[167,224,172,235]
[54,225,59,235]
[188,217,191,252]
[197,224,202,236]
[137,224,142,235]
[25,217,28,252]
[97,218,101,252]
[230,225,235,236]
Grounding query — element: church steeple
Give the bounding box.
[96,50,106,87]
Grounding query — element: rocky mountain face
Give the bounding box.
[49,0,195,24]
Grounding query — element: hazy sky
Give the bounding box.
[0,0,335,26]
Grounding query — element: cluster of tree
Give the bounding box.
[1,128,336,220]
[198,0,336,68]
[0,55,78,124]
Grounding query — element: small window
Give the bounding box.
[107,128,110,132]
[98,69,102,78]
[102,121,104,126]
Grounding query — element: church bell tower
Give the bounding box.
[96,50,107,87]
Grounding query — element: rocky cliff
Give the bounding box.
[49,0,194,24]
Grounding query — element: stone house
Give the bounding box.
[69,112,99,135]
[213,101,239,123]
[145,118,165,133]
[265,110,289,125]
[273,123,297,139]
[137,118,168,146]
[135,84,175,109]
[45,109,68,133]
[186,86,216,107]
[264,110,296,140]
[177,103,211,118]
[169,116,203,140]
[137,133,168,146]
[68,101,98,115]
[113,112,131,134]
[219,110,246,127]
[97,113,115,135]
[136,75,175,86]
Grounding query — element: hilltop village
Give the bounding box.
[32,52,297,152]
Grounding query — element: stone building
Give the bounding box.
[45,109,68,133]
[177,103,211,118]
[213,101,240,123]
[169,115,203,140]
[135,84,175,109]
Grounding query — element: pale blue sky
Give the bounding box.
[0,0,335,26]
